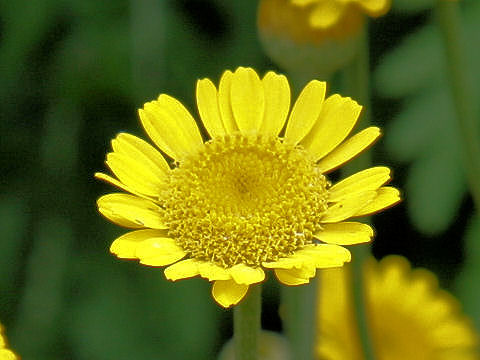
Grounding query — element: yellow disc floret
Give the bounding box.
[161,133,329,268]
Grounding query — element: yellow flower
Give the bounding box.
[259,0,390,45]
[0,323,18,360]
[258,0,390,79]
[291,0,390,31]
[96,67,400,308]
[317,256,479,359]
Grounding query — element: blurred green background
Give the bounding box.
[1,0,479,359]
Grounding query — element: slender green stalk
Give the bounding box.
[435,0,480,210]
[234,285,261,360]
[349,244,374,360]
[281,279,318,360]
[340,26,376,360]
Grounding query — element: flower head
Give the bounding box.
[291,0,390,31]
[0,323,18,360]
[258,0,390,79]
[259,0,390,45]
[96,67,400,307]
[317,256,479,359]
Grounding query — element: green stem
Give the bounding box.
[435,0,480,210]
[340,26,376,360]
[349,244,373,360]
[234,285,261,360]
[281,279,318,360]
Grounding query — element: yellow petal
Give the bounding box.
[95,172,144,198]
[317,127,381,173]
[212,280,249,308]
[263,256,305,269]
[218,70,238,134]
[110,229,165,258]
[322,190,377,223]
[328,166,391,202]
[230,67,264,134]
[298,244,351,267]
[196,78,227,138]
[106,152,163,197]
[292,0,317,6]
[164,259,200,281]
[301,95,362,162]
[228,264,265,285]
[260,71,290,137]
[285,80,326,145]
[198,262,231,281]
[354,186,401,217]
[111,133,170,179]
[0,350,16,360]
[136,237,186,266]
[357,0,391,17]
[97,193,167,229]
[374,255,410,289]
[275,266,316,286]
[303,247,351,272]
[314,222,374,245]
[138,108,174,158]
[310,1,346,28]
[139,94,203,159]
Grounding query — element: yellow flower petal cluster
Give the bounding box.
[258,0,391,79]
[292,0,390,31]
[259,0,390,45]
[317,256,479,359]
[0,324,18,360]
[96,67,400,308]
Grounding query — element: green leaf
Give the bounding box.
[385,90,450,162]
[385,86,466,235]
[374,1,480,235]
[374,24,444,98]
[406,146,466,235]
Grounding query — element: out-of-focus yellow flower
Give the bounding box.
[0,323,18,360]
[317,256,479,359]
[259,0,361,45]
[96,67,400,308]
[259,0,390,79]
[258,0,391,78]
[291,0,390,31]
[259,0,390,44]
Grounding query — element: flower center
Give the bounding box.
[160,134,329,268]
